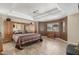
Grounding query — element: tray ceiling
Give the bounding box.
[0,3,78,21]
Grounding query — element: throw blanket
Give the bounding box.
[14,33,42,50]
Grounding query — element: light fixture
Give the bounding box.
[33,10,39,13]
[6,18,11,21]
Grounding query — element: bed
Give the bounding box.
[12,33,43,50]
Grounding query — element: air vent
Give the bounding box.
[33,10,39,13]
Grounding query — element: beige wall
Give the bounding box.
[68,13,79,45]
[0,16,37,38]
[0,16,5,38]
[38,22,47,35]
[25,22,36,33]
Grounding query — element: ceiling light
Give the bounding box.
[33,7,61,19]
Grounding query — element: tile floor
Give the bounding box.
[2,36,67,55]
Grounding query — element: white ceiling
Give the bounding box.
[0,3,78,21]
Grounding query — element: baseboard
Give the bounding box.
[55,38,78,45]
[57,38,67,43]
[67,42,78,45]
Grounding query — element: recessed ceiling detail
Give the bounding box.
[0,3,78,21]
[33,7,61,19]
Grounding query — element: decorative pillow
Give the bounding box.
[13,30,22,34]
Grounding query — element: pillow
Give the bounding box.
[13,30,22,34]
